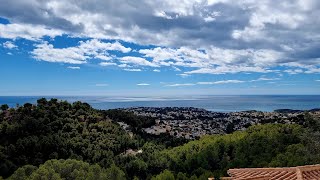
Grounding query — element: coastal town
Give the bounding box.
[122,107,320,139]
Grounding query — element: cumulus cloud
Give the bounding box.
[118,64,132,68]
[79,40,131,53]
[153,69,161,72]
[120,56,158,67]
[0,0,319,75]
[2,41,17,49]
[99,62,117,66]
[32,42,87,64]
[0,0,317,46]
[30,39,297,74]
[0,23,63,40]
[136,46,287,74]
[31,39,130,64]
[139,47,209,67]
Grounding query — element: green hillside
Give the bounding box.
[1,99,320,179]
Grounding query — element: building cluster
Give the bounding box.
[124,107,320,139]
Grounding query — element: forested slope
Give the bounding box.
[1,99,320,180]
[156,124,320,178]
[0,98,137,178]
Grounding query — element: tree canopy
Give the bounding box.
[1,99,320,179]
[8,159,125,180]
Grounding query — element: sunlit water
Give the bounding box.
[0,95,319,112]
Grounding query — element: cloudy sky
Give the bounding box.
[0,0,319,96]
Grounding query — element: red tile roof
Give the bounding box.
[226,164,320,180]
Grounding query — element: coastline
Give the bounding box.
[0,95,319,112]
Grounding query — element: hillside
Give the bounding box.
[1,99,320,179]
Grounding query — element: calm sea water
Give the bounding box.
[0,95,319,112]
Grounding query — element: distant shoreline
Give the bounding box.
[0,95,319,113]
[122,106,320,113]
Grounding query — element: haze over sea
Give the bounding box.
[0,95,319,112]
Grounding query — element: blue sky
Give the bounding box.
[0,0,319,96]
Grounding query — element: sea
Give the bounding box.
[0,95,319,112]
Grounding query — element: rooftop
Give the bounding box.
[224,164,320,180]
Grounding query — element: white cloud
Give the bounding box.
[1,0,320,75]
[281,63,320,74]
[197,80,245,85]
[283,69,304,74]
[0,23,63,40]
[32,39,130,64]
[2,41,17,49]
[123,68,142,72]
[32,42,87,64]
[172,77,282,86]
[120,56,158,67]
[1,0,318,50]
[231,0,308,42]
[31,39,290,73]
[167,77,283,87]
[139,47,209,68]
[95,55,112,61]
[79,39,131,53]
[172,67,181,71]
[161,76,286,88]
[118,64,132,68]
[206,47,283,67]
[100,62,117,66]
[137,46,285,74]
[177,73,190,78]
[67,66,80,69]
[137,83,150,86]
[6,1,312,50]
[185,66,272,75]
[165,83,195,87]
[250,77,281,82]
[153,69,161,72]
[305,68,320,74]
